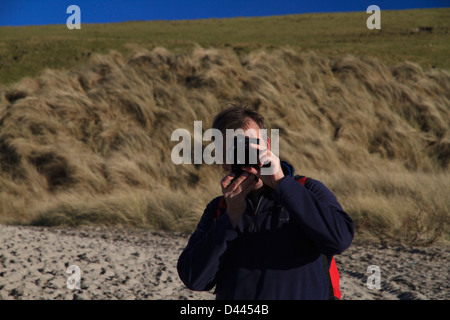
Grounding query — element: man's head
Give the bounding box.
[212,105,266,134]
[212,105,269,189]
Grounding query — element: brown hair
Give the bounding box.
[212,105,266,133]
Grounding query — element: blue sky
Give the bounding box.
[0,0,448,26]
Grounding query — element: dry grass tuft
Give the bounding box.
[0,46,448,245]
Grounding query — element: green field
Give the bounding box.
[0,8,449,85]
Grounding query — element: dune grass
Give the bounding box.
[0,8,449,245]
[0,43,449,245]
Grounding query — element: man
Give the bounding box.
[177,106,354,300]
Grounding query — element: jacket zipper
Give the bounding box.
[251,195,263,232]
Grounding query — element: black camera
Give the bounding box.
[229,134,268,179]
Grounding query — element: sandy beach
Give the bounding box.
[0,225,448,300]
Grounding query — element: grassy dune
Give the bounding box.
[0,46,449,245]
[0,9,449,245]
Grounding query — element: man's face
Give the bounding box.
[221,118,267,190]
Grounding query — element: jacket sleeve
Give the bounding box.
[177,197,239,291]
[271,176,354,256]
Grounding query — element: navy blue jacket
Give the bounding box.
[177,162,354,300]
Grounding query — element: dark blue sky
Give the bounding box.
[0,0,448,27]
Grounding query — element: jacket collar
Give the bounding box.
[246,160,295,201]
[280,160,295,178]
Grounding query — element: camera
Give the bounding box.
[228,134,268,179]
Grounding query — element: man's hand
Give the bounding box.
[242,143,285,189]
[220,172,257,228]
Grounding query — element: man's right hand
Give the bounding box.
[220,172,257,228]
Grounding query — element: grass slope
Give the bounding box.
[0,46,449,245]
